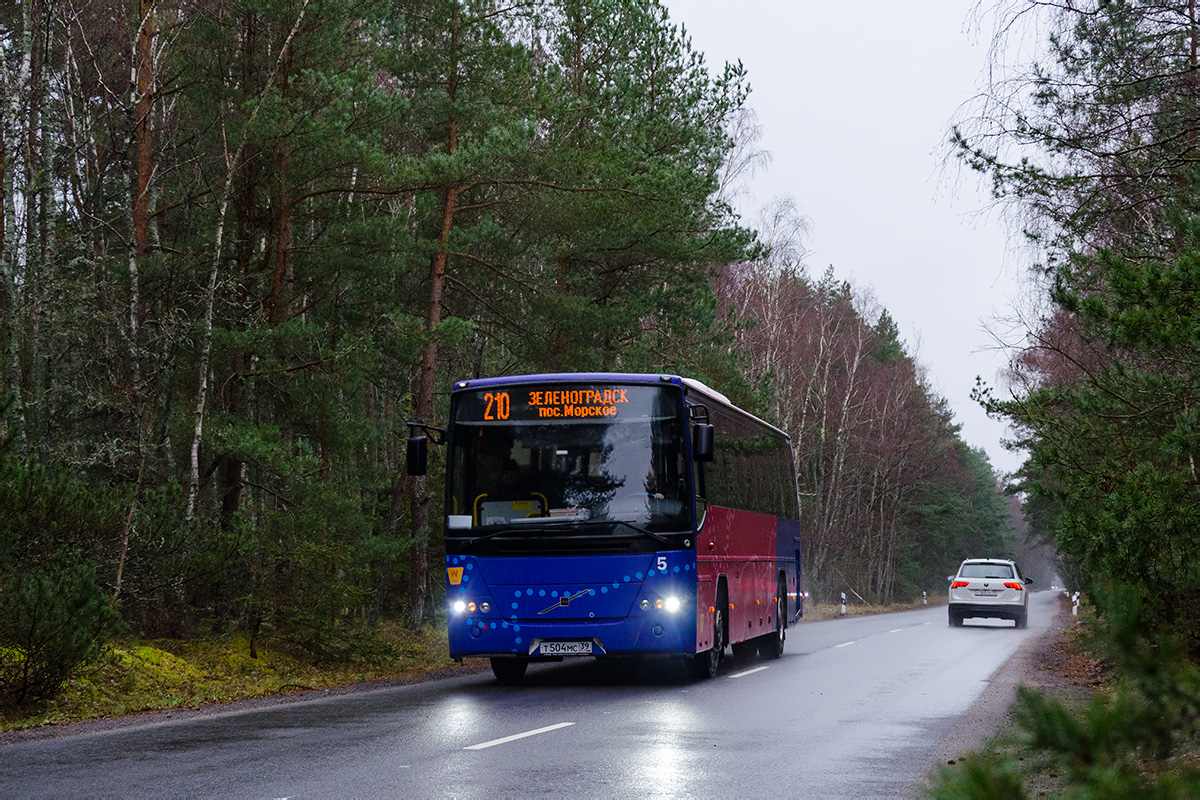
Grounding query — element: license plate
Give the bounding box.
[538,640,593,656]
[974,590,998,597]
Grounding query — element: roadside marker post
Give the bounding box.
[922,591,927,605]
[840,592,846,617]
[1072,592,1080,617]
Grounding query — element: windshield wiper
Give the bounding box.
[457,519,581,547]
[455,518,672,547]
[611,520,669,544]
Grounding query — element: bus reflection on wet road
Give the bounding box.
[0,592,1058,799]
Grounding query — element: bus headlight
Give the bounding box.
[642,596,683,612]
[451,600,467,614]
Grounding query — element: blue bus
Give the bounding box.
[407,373,802,683]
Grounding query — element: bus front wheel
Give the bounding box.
[690,604,725,680]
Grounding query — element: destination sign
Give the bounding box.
[457,385,638,423]
[528,388,629,418]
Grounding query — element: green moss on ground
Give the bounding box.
[0,624,462,732]
[4,602,949,733]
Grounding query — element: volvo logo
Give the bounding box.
[539,589,590,615]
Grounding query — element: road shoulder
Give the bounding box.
[922,595,1087,782]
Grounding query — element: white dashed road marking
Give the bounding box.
[728,666,770,679]
[464,722,575,751]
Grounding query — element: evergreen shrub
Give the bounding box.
[0,559,123,708]
[0,420,125,708]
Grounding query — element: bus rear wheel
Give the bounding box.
[759,580,786,660]
[490,657,528,685]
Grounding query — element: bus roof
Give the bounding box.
[451,372,788,440]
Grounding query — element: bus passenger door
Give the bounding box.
[692,460,707,531]
[793,537,804,620]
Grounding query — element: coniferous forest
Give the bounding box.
[0,0,1023,705]
[960,0,1200,654]
[931,3,1200,793]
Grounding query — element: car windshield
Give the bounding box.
[960,563,1015,579]
[446,384,689,534]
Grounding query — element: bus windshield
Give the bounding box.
[446,384,689,534]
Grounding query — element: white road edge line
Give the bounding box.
[728,665,770,679]
[464,722,575,751]
[834,641,855,648]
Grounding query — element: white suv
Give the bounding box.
[948,558,1031,628]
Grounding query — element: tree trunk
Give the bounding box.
[267,40,293,325]
[115,0,159,596]
[133,0,155,256]
[218,353,245,532]
[405,3,461,630]
[26,0,49,463]
[377,466,408,627]
[267,141,293,325]
[406,182,458,629]
[0,0,32,445]
[187,0,311,520]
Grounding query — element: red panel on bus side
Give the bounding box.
[697,505,782,645]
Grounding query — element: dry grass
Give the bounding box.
[933,599,1200,796]
[978,617,1104,797]
[801,597,945,622]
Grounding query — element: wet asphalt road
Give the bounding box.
[0,592,1058,799]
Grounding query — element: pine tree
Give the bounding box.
[964,0,1200,646]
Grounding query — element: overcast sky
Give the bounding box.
[664,0,1031,477]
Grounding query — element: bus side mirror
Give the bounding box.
[693,423,714,462]
[406,435,428,476]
